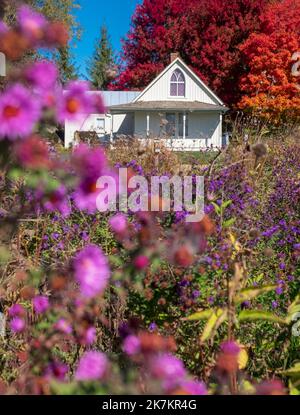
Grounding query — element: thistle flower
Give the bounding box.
[74,245,110,299]
[109,213,128,234]
[10,317,25,333]
[0,84,41,139]
[8,304,25,317]
[75,351,108,381]
[122,335,141,356]
[24,61,58,91]
[55,319,72,335]
[150,354,187,380]
[133,255,150,270]
[33,296,49,314]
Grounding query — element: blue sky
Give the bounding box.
[72,0,141,78]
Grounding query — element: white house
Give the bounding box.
[64,55,229,150]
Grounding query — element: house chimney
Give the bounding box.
[170,52,180,63]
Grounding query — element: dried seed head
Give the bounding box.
[252,142,268,158]
[249,228,260,238]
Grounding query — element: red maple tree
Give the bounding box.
[237,0,300,122]
[112,0,270,105]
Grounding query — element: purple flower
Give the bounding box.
[149,322,157,332]
[179,380,207,395]
[75,351,108,381]
[25,61,58,91]
[43,185,71,217]
[109,214,128,234]
[17,6,47,41]
[9,304,25,317]
[74,245,110,299]
[84,327,96,345]
[122,335,141,356]
[0,84,41,139]
[150,354,187,380]
[10,317,25,333]
[55,318,72,335]
[57,81,93,123]
[221,341,240,355]
[0,21,8,35]
[33,296,49,314]
[272,300,278,309]
[45,361,69,381]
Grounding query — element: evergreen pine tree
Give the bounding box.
[87,25,114,90]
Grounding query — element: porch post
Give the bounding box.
[110,114,114,143]
[183,112,186,139]
[146,113,150,138]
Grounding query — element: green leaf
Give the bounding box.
[212,202,221,216]
[221,200,232,210]
[200,308,226,342]
[282,363,300,379]
[238,310,287,325]
[234,285,277,305]
[223,218,236,228]
[184,309,214,321]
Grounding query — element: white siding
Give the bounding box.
[136,61,217,105]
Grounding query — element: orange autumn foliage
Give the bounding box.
[237,0,300,123]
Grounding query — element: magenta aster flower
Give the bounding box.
[74,245,110,299]
[43,185,71,217]
[220,341,241,355]
[45,361,69,381]
[178,380,207,395]
[9,304,25,317]
[33,295,49,314]
[0,21,8,35]
[84,327,96,345]
[72,144,115,213]
[0,84,41,140]
[55,318,72,335]
[10,317,25,333]
[122,335,141,356]
[133,255,150,270]
[75,351,108,381]
[150,354,187,380]
[17,5,47,42]
[57,81,93,123]
[109,214,128,234]
[24,60,58,91]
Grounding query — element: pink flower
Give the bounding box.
[150,354,187,380]
[109,214,128,234]
[55,319,72,335]
[220,341,241,355]
[75,351,108,381]
[45,361,69,381]
[33,296,49,314]
[0,84,41,140]
[43,185,71,217]
[24,61,58,91]
[10,317,25,333]
[14,135,50,169]
[74,245,110,299]
[0,21,8,35]
[178,380,207,395]
[83,327,96,345]
[17,6,47,42]
[57,81,93,123]
[122,335,141,356]
[8,304,25,317]
[133,255,150,270]
[72,144,115,213]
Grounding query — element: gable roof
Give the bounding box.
[133,57,225,106]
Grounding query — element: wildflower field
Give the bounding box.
[0,5,300,397]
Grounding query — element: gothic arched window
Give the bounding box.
[170,69,185,97]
